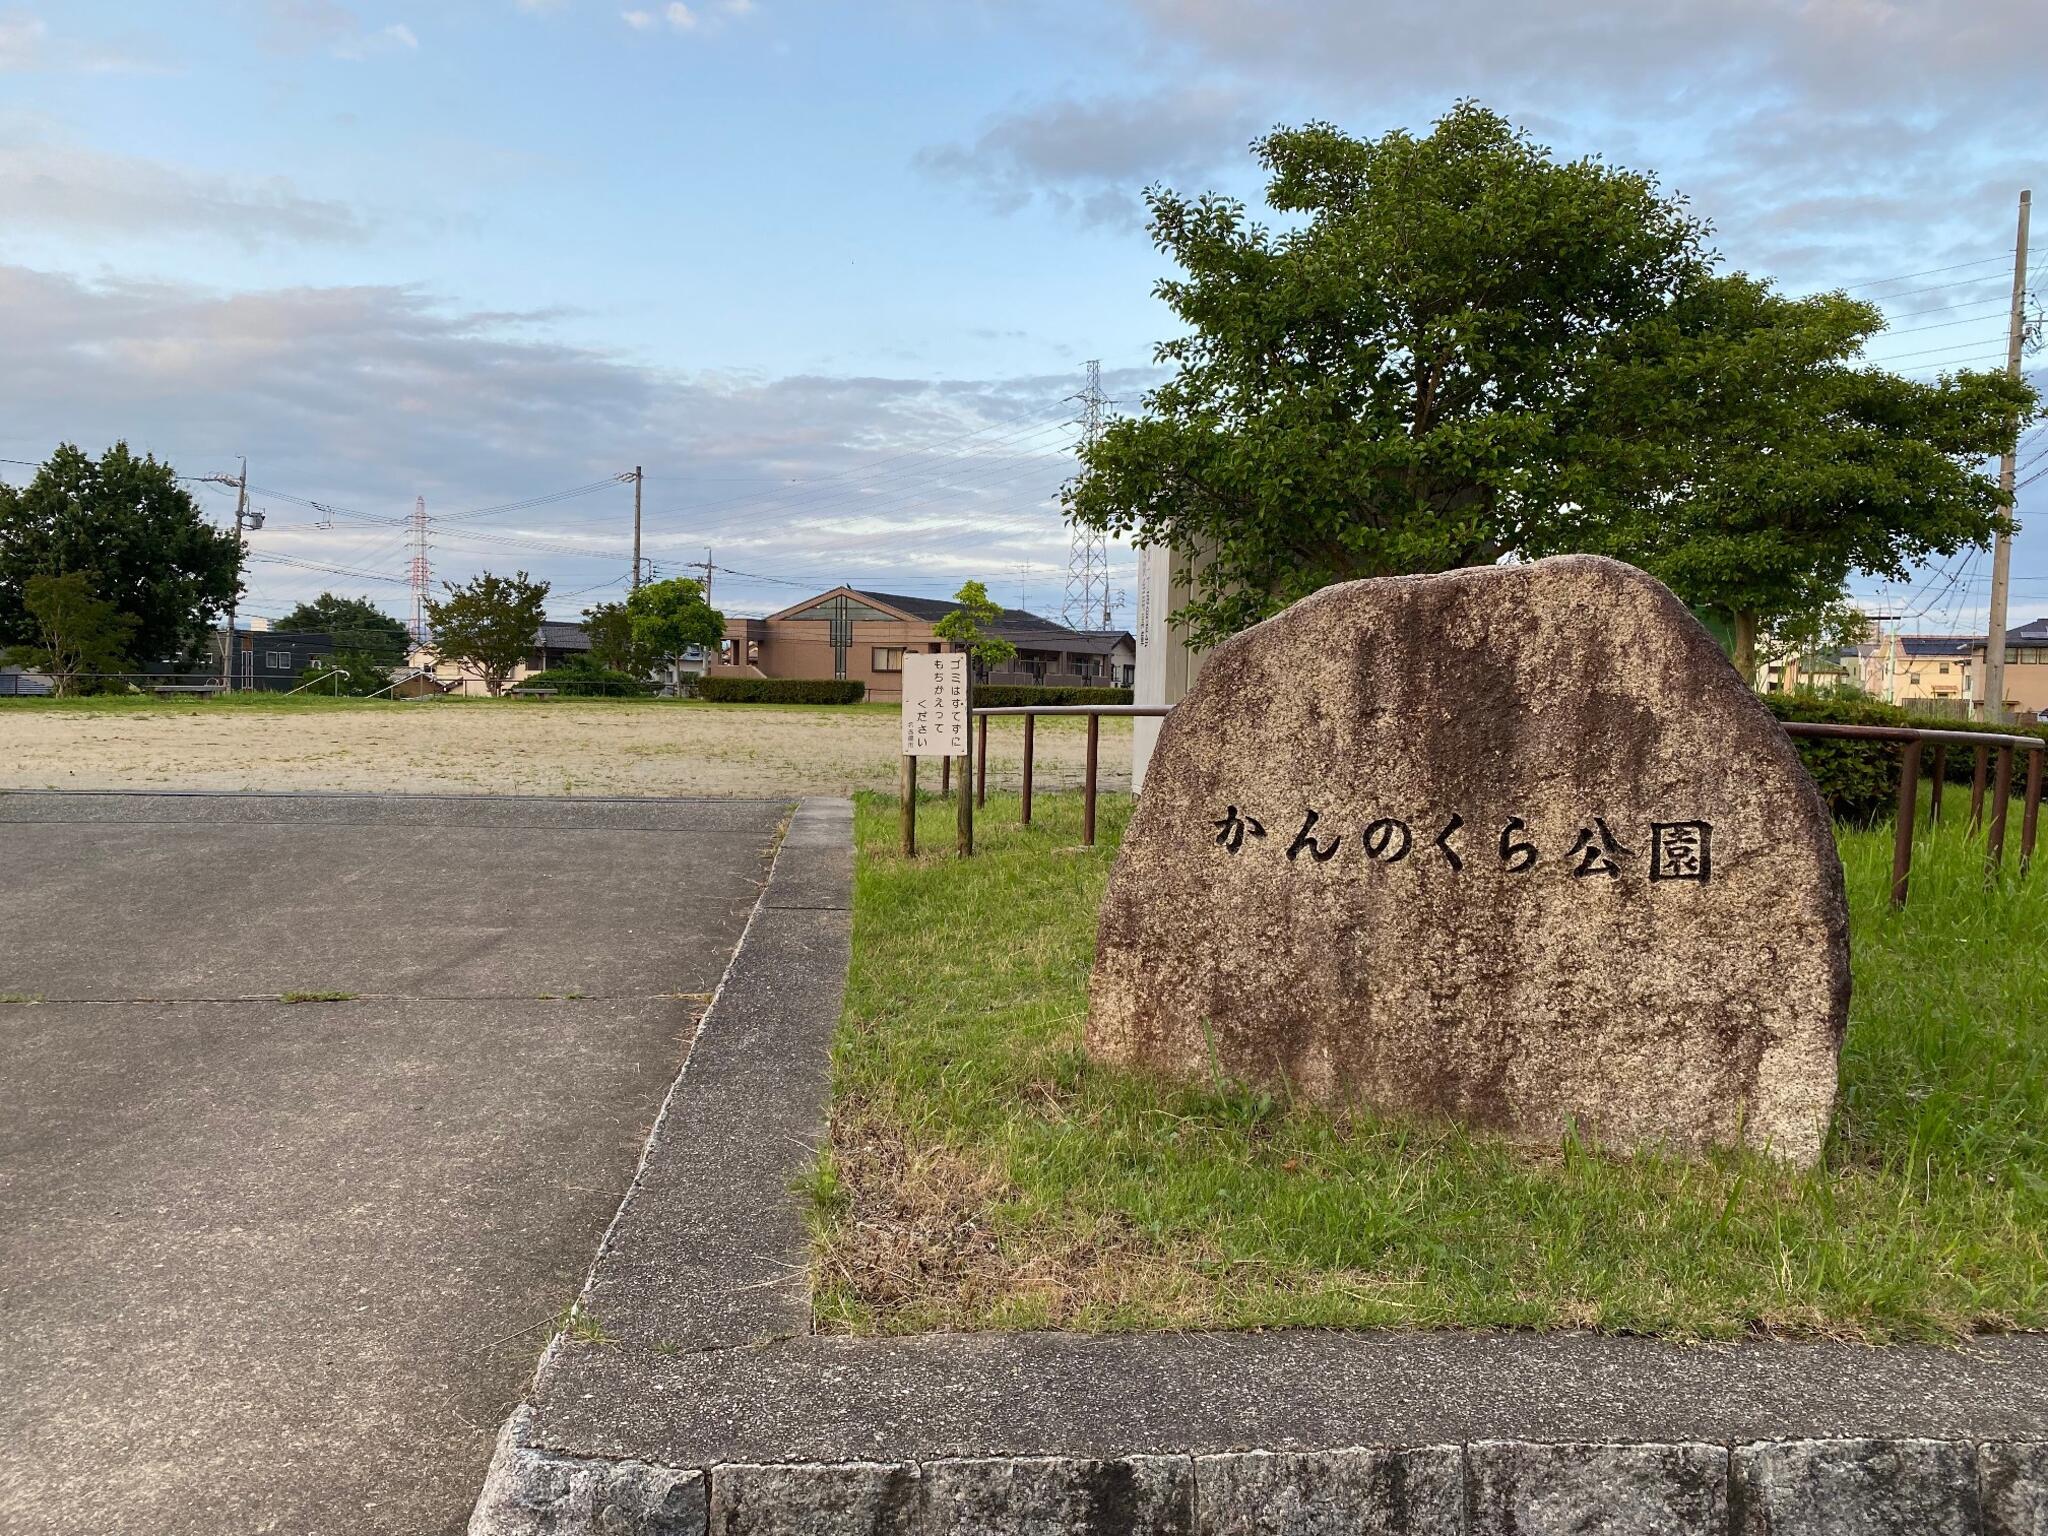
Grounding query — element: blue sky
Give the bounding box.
[2,0,2044,637]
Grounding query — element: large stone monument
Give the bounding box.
[1089,555,1849,1165]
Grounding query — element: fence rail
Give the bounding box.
[1779,721,2043,904]
[956,706,2044,904]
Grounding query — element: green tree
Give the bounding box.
[625,577,724,680]
[583,598,656,675]
[1063,104,1713,648]
[276,593,410,664]
[0,442,241,664]
[933,580,1019,671]
[4,571,137,695]
[1557,274,2034,680]
[424,571,549,695]
[297,650,397,697]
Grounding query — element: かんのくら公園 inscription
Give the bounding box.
[1212,806,1714,884]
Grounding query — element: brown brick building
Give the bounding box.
[718,587,1133,703]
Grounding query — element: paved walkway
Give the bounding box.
[0,792,789,1535]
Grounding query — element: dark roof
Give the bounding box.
[2003,617,2048,645]
[848,590,1099,647]
[1901,635,1976,658]
[537,621,590,650]
[1058,629,1136,655]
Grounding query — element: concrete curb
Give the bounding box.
[469,794,2048,1534]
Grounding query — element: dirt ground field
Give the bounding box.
[0,700,1135,798]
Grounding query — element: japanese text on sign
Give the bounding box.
[901,652,969,757]
[1210,804,1713,884]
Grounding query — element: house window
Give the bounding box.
[1940,663,1951,674]
[266,650,290,670]
[1908,672,1921,685]
[872,647,905,673]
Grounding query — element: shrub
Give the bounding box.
[972,683,1133,707]
[514,664,656,698]
[1765,694,1909,824]
[697,676,866,704]
[1766,693,2048,822]
[296,650,397,697]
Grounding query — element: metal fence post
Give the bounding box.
[1082,712,1100,847]
[1020,713,1034,826]
[1892,739,1921,908]
[2023,746,2042,876]
[1988,745,2015,872]
[1971,745,1989,834]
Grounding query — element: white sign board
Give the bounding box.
[901,652,969,757]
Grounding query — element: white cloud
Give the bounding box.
[918,86,1258,228]
[0,10,46,70]
[0,264,1116,621]
[0,134,369,246]
[621,8,655,26]
[262,2,420,60]
[664,2,696,29]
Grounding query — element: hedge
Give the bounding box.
[696,676,867,704]
[513,664,656,698]
[972,683,1133,708]
[1765,693,2047,824]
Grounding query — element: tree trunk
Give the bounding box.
[1732,610,1758,687]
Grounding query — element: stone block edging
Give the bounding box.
[469,794,2048,1535]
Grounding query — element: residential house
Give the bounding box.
[717,587,1134,703]
[221,627,337,691]
[1967,618,2048,721]
[1853,633,1977,711]
[408,620,592,692]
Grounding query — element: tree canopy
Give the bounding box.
[0,442,241,664]
[1556,273,2031,676]
[934,580,1018,670]
[424,571,548,695]
[624,577,724,673]
[1063,103,2036,662]
[276,593,410,664]
[582,599,657,675]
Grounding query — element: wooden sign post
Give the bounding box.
[901,653,971,858]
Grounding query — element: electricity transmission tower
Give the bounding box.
[1063,360,1111,630]
[407,497,431,642]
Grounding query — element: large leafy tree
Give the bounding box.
[1557,275,2033,678]
[1064,103,1712,647]
[424,571,549,695]
[1064,103,2034,665]
[4,571,137,695]
[933,580,1018,671]
[0,443,241,664]
[276,592,410,664]
[624,577,724,677]
[583,598,657,675]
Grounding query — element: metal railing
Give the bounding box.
[1778,722,2044,905]
[966,705,1170,846]
[956,707,2046,903]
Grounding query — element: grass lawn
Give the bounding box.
[810,789,2048,1343]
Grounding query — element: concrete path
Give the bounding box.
[0,792,790,1536]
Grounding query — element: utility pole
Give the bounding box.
[631,465,644,591]
[1985,188,2031,723]
[200,459,261,689]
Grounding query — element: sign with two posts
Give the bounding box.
[901,652,969,757]
[899,652,972,856]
